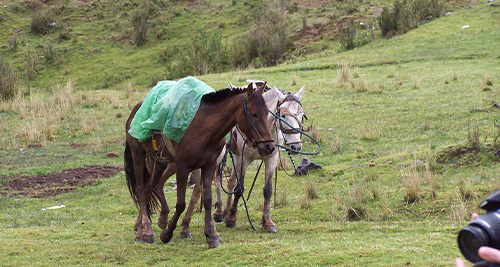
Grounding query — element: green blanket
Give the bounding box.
[128,76,215,143]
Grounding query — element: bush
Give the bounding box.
[232,3,292,68]
[378,0,444,37]
[132,2,150,47]
[31,8,54,35]
[0,58,20,100]
[339,20,373,51]
[165,29,230,79]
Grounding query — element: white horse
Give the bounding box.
[178,82,306,237]
[222,84,306,232]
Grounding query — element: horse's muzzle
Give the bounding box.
[258,143,275,157]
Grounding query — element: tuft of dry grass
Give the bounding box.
[331,135,342,153]
[484,74,494,86]
[106,93,121,109]
[401,164,422,203]
[86,136,103,153]
[423,121,430,131]
[237,71,247,82]
[53,79,75,118]
[356,79,369,92]
[291,74,297,86]
[305,180,319,200]
[125,81,133,109]
[275,187,289,207]
[452,72,458,81]
[412,76,421,89]
[336,61,351,87]
[14,91,27,119]
[309,124,322,143]
[353,66,360,78]
[458,177,473,199]
[301,194,311,209]
[358,125,380,141]
[81,118,97,135]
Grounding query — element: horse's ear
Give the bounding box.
[275,86,286,101]
[246,82,254,97]
[296,85,305,100]
[256,82,266,95]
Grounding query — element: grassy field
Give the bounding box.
[1,0,500,266]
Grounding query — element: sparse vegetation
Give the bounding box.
[0,57,20,100]
[30,8,55,35]
[132,2,150,47]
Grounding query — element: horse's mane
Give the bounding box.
[201,88,246,104]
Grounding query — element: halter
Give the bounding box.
[275,94,307,146]
[243,92,275,147]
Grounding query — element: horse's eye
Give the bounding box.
[281,114,286,118]
[251,113,258,117]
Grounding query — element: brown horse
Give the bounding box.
[178,85,306,237]
[125,82,275,248]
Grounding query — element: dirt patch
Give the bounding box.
[0,165,124,198]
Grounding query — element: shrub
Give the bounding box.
[231,3,292,68]
[165,29,230,79]
[31,8,54,35]
[378,0,445,37]
[132,2,150,47]
[0,58,20,100]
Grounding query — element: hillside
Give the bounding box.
[1,0,500,266]
[0,0,456,91]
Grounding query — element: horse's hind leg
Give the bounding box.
[180,169,202,239]
[213,164,224,222]
[201,165,221,248]
[132,153,155,243]
[156,163,176,230]
[160,166,188,244]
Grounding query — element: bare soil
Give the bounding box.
[0,165,124,198]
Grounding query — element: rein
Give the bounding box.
[219,91,322,230]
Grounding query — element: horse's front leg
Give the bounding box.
[202,164,221,248]
[180,169,202,239]
[160,166,188,244]
[132,154,154,243]
[262,154,278,233]
[225,157,251,228]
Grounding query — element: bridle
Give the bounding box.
[275,93,307,146]
[242,91,275,147]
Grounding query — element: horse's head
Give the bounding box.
[238,82,275,157]
[277,86,306,153]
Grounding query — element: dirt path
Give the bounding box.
[0,165,124,198]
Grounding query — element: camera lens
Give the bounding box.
[458,212,500,263]
[458,226,490,263]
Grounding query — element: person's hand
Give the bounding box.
[456,213,500,266]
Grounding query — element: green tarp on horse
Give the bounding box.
[128,76,215,143]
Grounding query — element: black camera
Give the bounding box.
[458,190,500,267]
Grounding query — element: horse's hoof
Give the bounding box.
[213,214,224,223]
[180,231,192,239]
[158,220,167,230]
[160,229,173,243]
[225,220,236,228]
[143,235,155,243]
[264,226,277,233]
[208,239,221,249]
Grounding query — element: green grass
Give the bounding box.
[1,0,500,266]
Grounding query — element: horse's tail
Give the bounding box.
[124,139,140,208]
[124,139,162,215]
